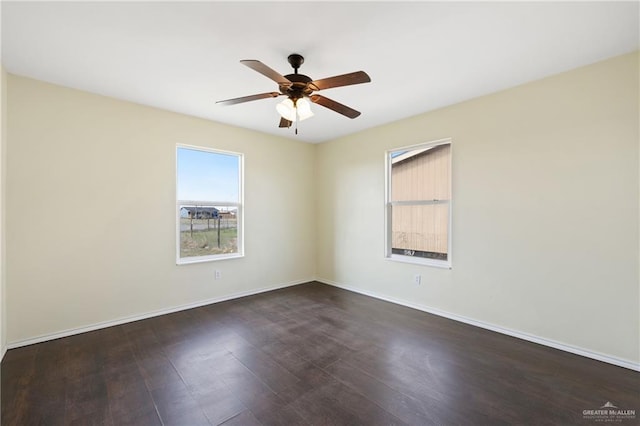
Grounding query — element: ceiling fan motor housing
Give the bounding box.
[280,74,313,100]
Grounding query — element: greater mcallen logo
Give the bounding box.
[583,401,636,422]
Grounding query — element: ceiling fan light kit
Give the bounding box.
[276,97,314,123]
[217,53,371,134]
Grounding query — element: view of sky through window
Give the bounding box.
[177,147,239,201]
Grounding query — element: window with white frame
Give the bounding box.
[176,145,243,264]
[385,139,452,268]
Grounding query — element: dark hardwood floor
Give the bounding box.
[2,282,638,425]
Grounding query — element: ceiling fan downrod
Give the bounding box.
[288,54,304,74]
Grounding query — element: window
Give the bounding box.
[176,145,243,264]
[385,139,452,268]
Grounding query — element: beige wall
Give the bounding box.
[316,52,639,365]
[6,75,316,343]
[4,52,638,367]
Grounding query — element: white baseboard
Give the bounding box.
[7,277,638,372]
[318,278,640,372]
[6,278,312,350]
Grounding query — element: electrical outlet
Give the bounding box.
[215,270,221,280]
[414,274,421,285]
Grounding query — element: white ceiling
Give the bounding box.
[2,1,638,143]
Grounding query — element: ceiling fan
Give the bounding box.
[216,54,371,132]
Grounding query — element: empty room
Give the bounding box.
[1,2,639,425]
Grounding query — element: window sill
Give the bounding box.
[385,254,451,269]
[177,253,244,265]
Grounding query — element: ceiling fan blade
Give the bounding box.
[279,117,292,128]
[216,92,280,106]
[310,71,371,91]
[310,94,361,119]
[240,60,292,85]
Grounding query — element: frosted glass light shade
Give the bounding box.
[295,98,314,121]
[276,98,296,121]
[276,97,314,122]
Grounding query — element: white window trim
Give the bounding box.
[384,138,452,269]
[176,144,244,265]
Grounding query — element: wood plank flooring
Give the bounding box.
[2,282,639,425]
